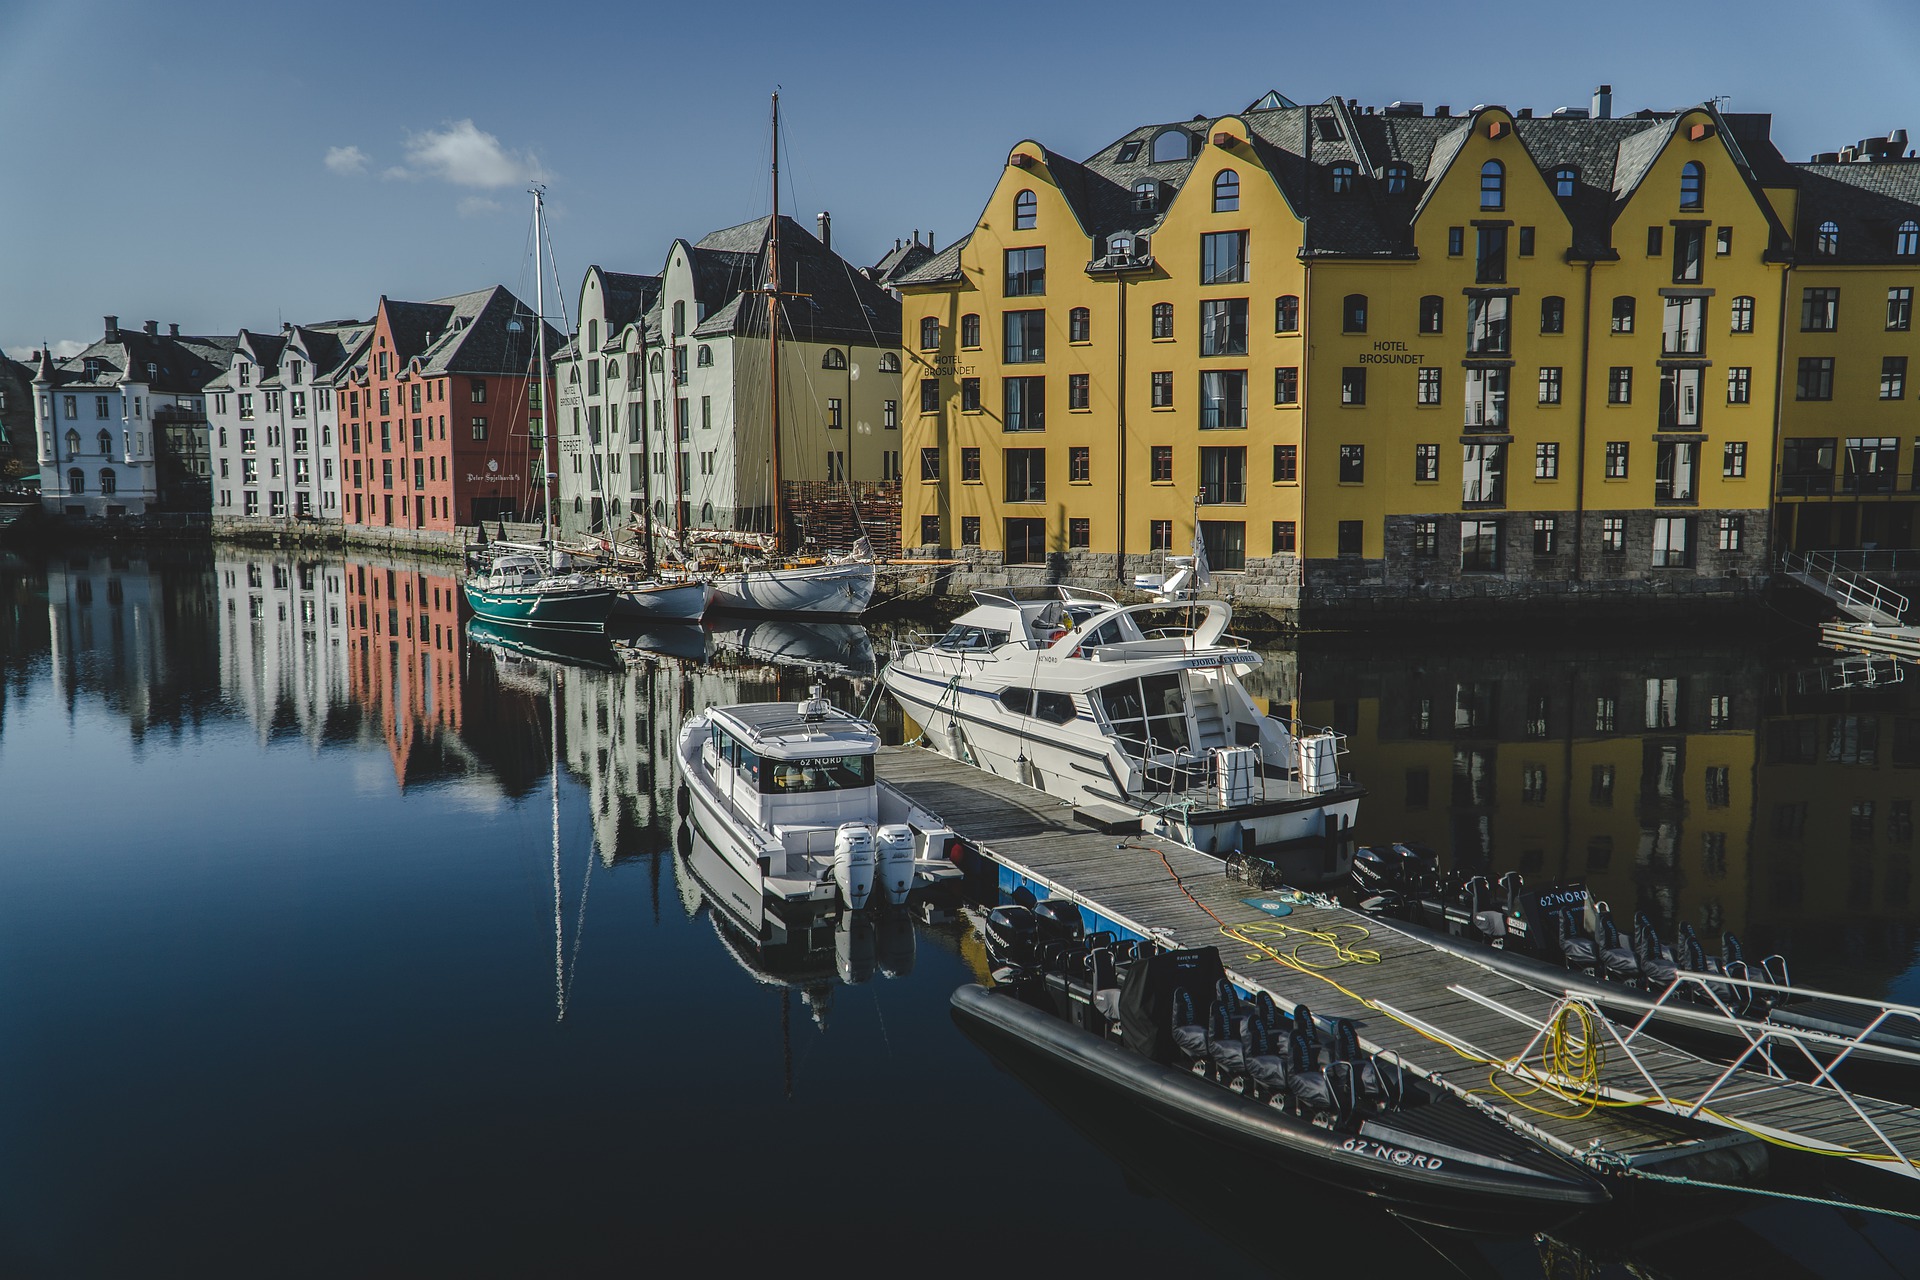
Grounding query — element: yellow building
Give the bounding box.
[896,90,1838,617]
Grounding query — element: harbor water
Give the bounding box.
[1,544,1916,1277]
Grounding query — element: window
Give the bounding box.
[1460,519,1504,572]
[1719,297,1754,338]
[1601,517,1626,553]
[1883,356,1908,400]
[1337,520,1364,555]
[1716,226,1732,256]
[1151,302,1174,339]
[1133,180,1157,212]
[1274,366,1299,404]
[1273,444,1297,482]
[1338,443,1365,483]
[1605,441,1630,478]
[920,379,940,413]
[1467,295,1510,354]
[1723,441,1747,477]
[1068,446,1090,482]
[1679,160,1705,210]
[1541,296,1565,334]
[1802,287,1839,332]
[1201,231,1248,284]
[1414,442,1439,482]
[1647,225,1664,256]
[1533,516,1558,555]
[1151,371,1174,407]
[1727,366,1751,404]
[1655,439,1699,501]
[1385,163,1409,194]
[1150,520,1173,551]
[1005,247,1046,297]
[1005,518,1046,564]
[960,314,981,348]
[1718,514,1744,551]
[1330,163,1356,194]
[1672,225,1705,283]
[1150,445,1173,482]
[827,397,842,428]
[1342,293,1368,333]
[1275,295,1299,332]
[961,516,980,546]
[99,467,116,495]
[1538,366,1562,405]
[1199,371,1247,428]
[961,447,981,481]
[1004,310,1045,362]
[1069,307,1090,343]
[1213,169,1240,212]
[1553,166,1576,198]
[1013,189,1037,229]
[1463,367,1508,429]
[1448,227,1464,256]
[1272,520,1296,553]
[920,515,941,546]
[1662,296,1706,354]
[919,317,940,350]
[1816,220,1839,255]
[885,398,899,427]
[1417,367,1442,405]
[1475,226,1507,283]
[1341,367,1366,405]
[920,447,940,480]
[67,468,83,494]
[1536,442,1559,479]
[1518,226,1535,257]
[1890,288,1913,331]
[821,348,846,370]
[1069,373,1089,409]
[1462,442,1506,507]
[1479,160,1504,210]
[1419,295,1444,334]
[1200,298,1249,355]
[471,416,488,439]
[1844,437,1900,493]
[1068,518,1091,550]
[1608,367,1633,404]
[878,351,900,373]
[1004,376,1045,431]
[1411,519,1438,558]
[1659,366,1702,429]
[1611,296,1636,333]
[1651,516,1692,567]
[1152,129,1192,162]
[1781,438,1837,494]
[1199,446,1246,504]
[1797,356,1834,401]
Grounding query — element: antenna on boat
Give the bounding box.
[800,682,832,720]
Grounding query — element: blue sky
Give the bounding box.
[5,0,1919,357]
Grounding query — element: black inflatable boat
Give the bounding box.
[952,906,1608,1223]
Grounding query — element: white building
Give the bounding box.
[214,551,353,747]
[206,320,371,523]
[33,316,236,517]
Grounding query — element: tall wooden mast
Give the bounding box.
[767,92,785,553]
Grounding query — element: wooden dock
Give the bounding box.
[880,745,1920,1185]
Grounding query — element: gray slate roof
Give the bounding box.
[1792,161,1920,262]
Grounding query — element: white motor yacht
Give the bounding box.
[881,585,1363,884]
[674,687,961,910]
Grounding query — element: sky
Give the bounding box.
[4,0,1919,359]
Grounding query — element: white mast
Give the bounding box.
[532,184,552,547]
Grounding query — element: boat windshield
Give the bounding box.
[935,625,1008,651]
[1097,673,1190,755]
[759,754,875,794]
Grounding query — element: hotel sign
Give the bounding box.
[1357,340,1430,365]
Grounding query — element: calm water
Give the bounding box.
[1,545,1917,1278]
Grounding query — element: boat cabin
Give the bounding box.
[700,699,880,836]
[935,586,1121,651]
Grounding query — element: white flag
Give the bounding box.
[1191,522,1212,590]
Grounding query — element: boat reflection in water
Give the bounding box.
[709,619,877,677]
[466,617,619,672]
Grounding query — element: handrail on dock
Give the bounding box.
[1781,549,1911,623]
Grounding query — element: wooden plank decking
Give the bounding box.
[881,745,1920,1182]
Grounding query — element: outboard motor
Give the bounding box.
[1033,899,1085,944]
[874,823,916,907]
[831,823,875,910]
[984,905,1039,981]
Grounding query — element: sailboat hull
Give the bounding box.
[462,582,618,632]
[612,579,713,623]
[707,561,875,617]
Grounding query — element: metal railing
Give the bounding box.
[1780,549,1910,624]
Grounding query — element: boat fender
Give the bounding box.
[676,782,691,811]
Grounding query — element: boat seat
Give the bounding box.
[1171,989,1209,1066]
[1332,1017,1406,1111]
[1287,1030,1355,1127]
[1241,1016,1290,1099]
[1556,911,1600,971]
[1239,990,1281,1043]
[1087,948,1125,1022]
[1207,1003,1249,1080]
[1595,912,1641,984]
[1631,913,1681,990]
[1290,1003,1322,1070]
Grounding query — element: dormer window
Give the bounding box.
[238,363,251,386]
[1213,169,1240,212]
[1151,129,1192,163]
[1330,163,1356,194]
[1680,161,1704,211]
[145,362,157,379]
[1108,234,1134,259]
[1116,140,1143,163]
[1133,181,1157,212]
[1553,167,1577,198]
[1014,190,1037,230]
[1385,163,1409,195]
[1480,160,1504,211]
[1817,220,1840,255]
[1898,221,1919,256]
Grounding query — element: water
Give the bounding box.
[0,545,1916,1278]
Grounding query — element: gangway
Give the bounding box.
[1781,550,1909,625]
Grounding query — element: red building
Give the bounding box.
[337,287,559,530]
[343,559,465,787]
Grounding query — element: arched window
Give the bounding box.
[1330,163,1356,194]
[878,352,900,373]
[67,468,84,494]
[1213,169,1240,212]
[573,496,583,513]
[588,320,599,350]
[919,316,940,350]
[1133,180,1157,212]
[1679,161,1704,210]
[673,301,686,336]
[959,314,980,348]
[1384,163,1409,195]
[649,352,663,373]
[1151,129,1191,163]
[653,498,665,518]
[822,348,847,369]
[1343,293,1368,333]
[1418,295,1444,335]
[97,429,112,455]
[569,365,580,383]
[1013,189,1037,230]
[1540,296,1566,334]
[100,468,116,495]
[1151,302,1174,339]
[696,345,712,367]
[1069,307,1091,343]
[1898,221,1919,256]
[1108,233,1134,259]
[1480,160,1504,210]
[1553,167,1577,198]
[701,501,715,524]
[64,429,79,457]
[1817,220,1840,255]
[605,358,619,383]
[1275,295,1300,333]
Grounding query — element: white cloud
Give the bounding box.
[323,144,369,176]
[5,339,84,360]
[457,196,502,218]
[390,119,545,189]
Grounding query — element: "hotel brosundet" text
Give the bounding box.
[1357,340,1428,365]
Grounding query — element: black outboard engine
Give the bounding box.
[1350,845,1402,897]
[1032,898,1084,945]
[984,904,1039,982]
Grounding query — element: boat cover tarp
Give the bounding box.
[1119,945,1227,1064]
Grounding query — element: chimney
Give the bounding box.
[1593,84,1613,120]
[1434,105,1451,118]
[104,315,119,340]
[816,210,831,250]
[143,320,158,336]
[929,231,936,251]
[169,323,179,337]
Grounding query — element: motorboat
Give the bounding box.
[674,685,962,910]
[462,547,618,633]
[953,904,1608,1221]
[1352,850,1920,1089]
[882,585,1363,884]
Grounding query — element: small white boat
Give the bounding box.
[704,558,876,618]
[611,576,713,624]
[674,686,960,909]
[881,584,1364,885]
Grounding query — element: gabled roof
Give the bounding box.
[867,238,937,286]
[594,268,662,340]
[377,286,563,377]
[41,329,238,394]
[657,215,902,346]
[1791,160,1920,263]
